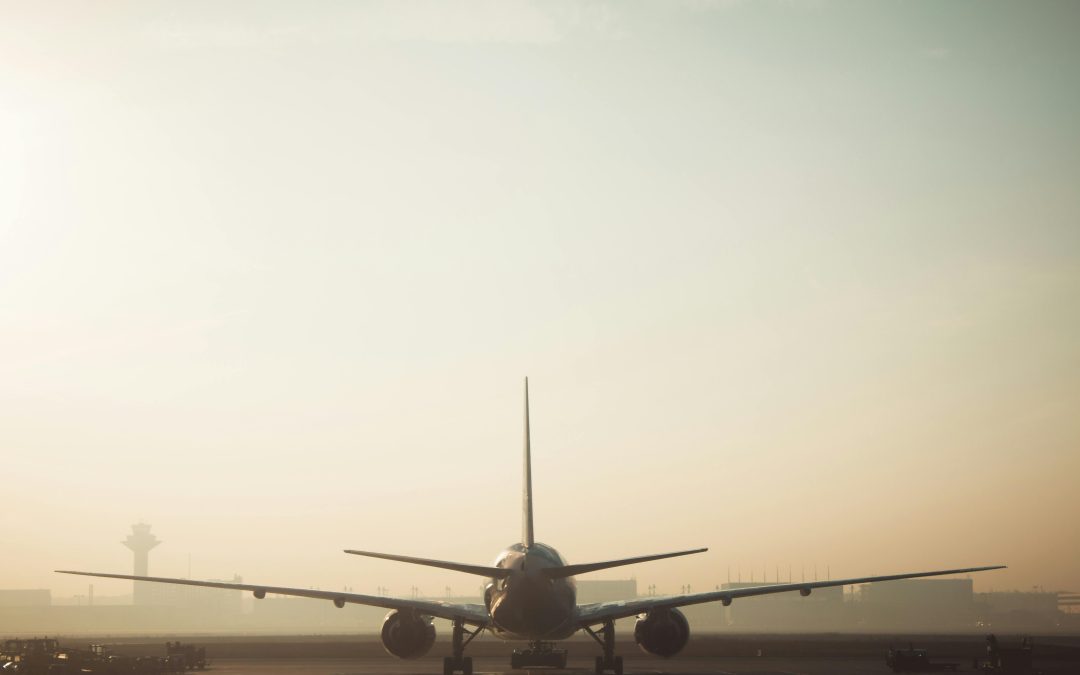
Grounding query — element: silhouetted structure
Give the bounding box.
[719,582,846,630]
[858,578,974,630]
[976,590,1064,630]
[122,523,161,606]
[576,580,636,604]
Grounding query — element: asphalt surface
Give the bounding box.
[199,654,1078,675]
[20,634,1080,674]
[202,655,897,674]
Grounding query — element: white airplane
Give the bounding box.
[59,379,1005,675]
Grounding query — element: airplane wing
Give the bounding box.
[576,564,1005,626]
[56,570,490,625]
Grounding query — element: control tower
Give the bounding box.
[123,523,161,605]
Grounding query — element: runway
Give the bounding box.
[24,634,1078,674]
[202,655,889,675]
[199,653,1080,675]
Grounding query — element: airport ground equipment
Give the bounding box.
[509,641,568,670]
[886,644,959,672]
[1,637,62,673]
[0,638,203,674]
[975,635,1036,674]
[87,646,173,674]
[164,642,207,671]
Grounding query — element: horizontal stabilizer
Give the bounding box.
[344,549,511,578]
[544,548,707,580]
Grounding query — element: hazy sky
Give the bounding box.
[2,1,1078,602]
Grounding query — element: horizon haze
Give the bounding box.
[1,1,1078,606]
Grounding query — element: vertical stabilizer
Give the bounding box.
[522,377,535,547]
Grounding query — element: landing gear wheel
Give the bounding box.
[444,654,474,674]
[445,619,481,674]
[585,619,622,674]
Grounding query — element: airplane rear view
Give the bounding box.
[58,379,1005,675]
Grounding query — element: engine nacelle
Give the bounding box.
[380,610,436,659]
[634,607,690,657]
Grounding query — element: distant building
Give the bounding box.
[856,578,974,630]
[251,595,386,631]
[122,523,161,606]
[978,590,1059,614]
[718,582,847,631]
[576,579,636,604]
[145,575,244,615]
[976,590,1064,630]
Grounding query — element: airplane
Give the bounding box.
[59,378,1005,675]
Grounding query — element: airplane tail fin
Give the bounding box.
[543,548,708,580]
[523,377,535,548]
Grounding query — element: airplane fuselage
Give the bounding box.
[485,542,579,640]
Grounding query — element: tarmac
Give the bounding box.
[25,634,1080,675]
[197,655,894,674]
[191,654,1080,675]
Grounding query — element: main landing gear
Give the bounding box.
[584,619,623,675]
[443,618,481,675]
[510,641,568,669]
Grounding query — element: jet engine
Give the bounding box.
[380,610,436,659]
[634,607,690,657]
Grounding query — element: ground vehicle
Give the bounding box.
[976,635,1035,673]
[886,645,959,672]
[164,643,206,671]
[0,639,206,675]
[0,638,63,673]
[509,644,567,670]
